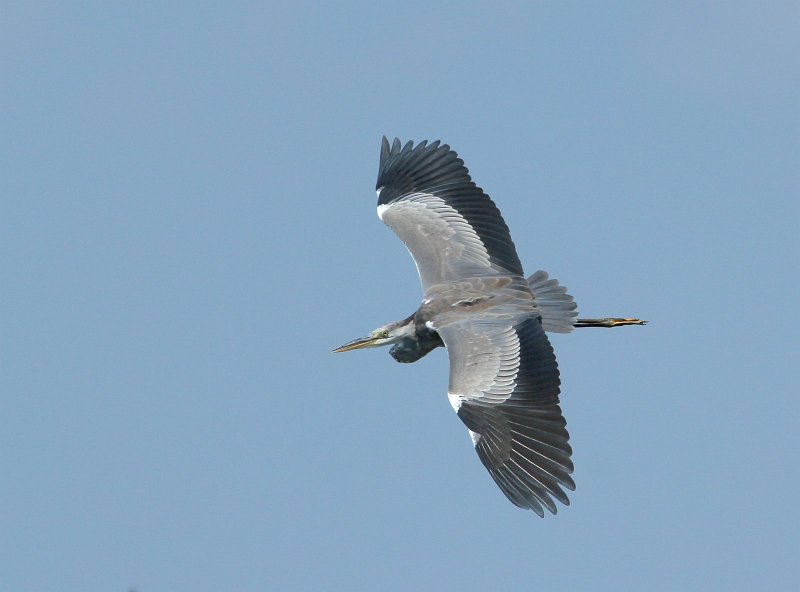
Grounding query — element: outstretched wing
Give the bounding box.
[439,314,574,516]
[376,137,524,291]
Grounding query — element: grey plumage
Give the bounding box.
[334,137,645,515]
[528,270,578,334]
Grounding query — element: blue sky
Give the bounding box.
[2,2,798,590]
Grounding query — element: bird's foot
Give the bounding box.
[574,317,647,328]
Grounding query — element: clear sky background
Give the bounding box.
[2,2,798,591]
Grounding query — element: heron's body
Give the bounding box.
[335,138,644,516]
[387,270,601,363]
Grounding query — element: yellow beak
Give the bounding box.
[332,335,382,353]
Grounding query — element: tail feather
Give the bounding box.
[527,270,578,334]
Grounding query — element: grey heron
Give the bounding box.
[334,138,645,516]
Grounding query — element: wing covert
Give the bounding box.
[439,314,574,516]
[376,137,524,291]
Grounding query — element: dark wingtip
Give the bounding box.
[380,136,391,168]
[375,138,469,199]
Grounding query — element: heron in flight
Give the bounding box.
[334,138,645,516]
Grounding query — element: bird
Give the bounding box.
[334,137,645,516]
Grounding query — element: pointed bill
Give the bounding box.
[332,335,381,353]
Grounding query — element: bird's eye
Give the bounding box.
[381,330,390,338]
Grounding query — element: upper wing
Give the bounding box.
[376,137,524,292]
[439,314,574,516]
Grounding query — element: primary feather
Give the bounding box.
[375,137,573,515]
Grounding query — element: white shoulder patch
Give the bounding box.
[376,202,390,221]
[447,392,463,412]
[448,394,481,446]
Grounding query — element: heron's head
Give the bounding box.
[332,318,415,353]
